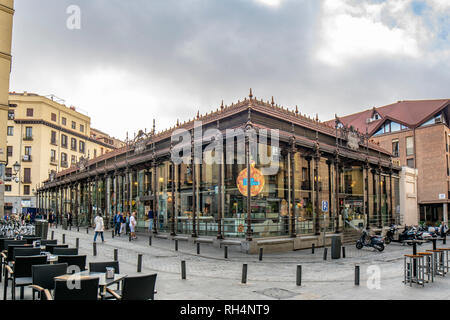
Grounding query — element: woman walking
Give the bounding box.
[93,212,105,243]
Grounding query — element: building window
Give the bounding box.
[62,117,67,126]
[80,124,84,133]
[71,138,77,151]
[79,141,85,153]
[51,131,57,145]
[23,168,31,184]
[51,149,56,163]
[7,126,13,136]
[406,136,414,156]
[407,158,415,168]
[61,134,68,148]
[26,108,33,117]
[71,155,77,164]
[5,185,11,192]
[447,155,449,176]
[61,152,68,167]
[25,127,33,140]
[94,149,97,158]
[5,168,12,178]
[72,121,76,129]
[23,185,30,195]
[24,146,32,162]
[51,113,57,122]
[7,146,12,157]
[392,139,399,157]
[8,110,14,120]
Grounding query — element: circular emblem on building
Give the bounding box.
[236,161,265,197]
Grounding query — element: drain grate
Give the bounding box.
[254,288,299,300]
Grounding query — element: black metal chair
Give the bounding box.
[4,255,47,300]
[0,238,14,283]
[5,243,29,263]
[24,237,41,245]
[57,255,87,272]
[106,274,157,300]
[13,248,41,260]
[46,244,68,254]
[43,277,100,300]
[29,263,68,300]
[0,238,14,251]
[89,261,120,273]
[40,239,57,246]
[52,248,78,256]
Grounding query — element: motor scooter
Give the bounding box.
[356,229,385,252]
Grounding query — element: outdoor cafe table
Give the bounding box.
[55,271,127,299]
[402,240,427,277]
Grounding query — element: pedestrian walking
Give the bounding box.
[147,208,154,233]
[130,212,137,240]
[93,212,105,243]
[125,213,130,235]
[114,211,121,236]
[120,212,127,235]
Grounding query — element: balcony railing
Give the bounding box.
[22,155,32,162]
[23,136,33,141]
[50,158,58,165]
[61,161,68,168]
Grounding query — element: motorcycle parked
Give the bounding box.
[356,229,385,252]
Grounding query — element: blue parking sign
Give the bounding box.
[322,200,328,212]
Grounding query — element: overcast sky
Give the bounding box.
[9,0,450,140]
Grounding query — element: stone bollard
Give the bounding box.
[242,264,248,284]
[296,265,302,286]
[355,266,360,286]
[93,242,97,256]
[181,261,186,280]
[137,254,143,273]
[114,248,118,262]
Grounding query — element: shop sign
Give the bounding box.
[322,200,328,212]
[236,162,265,197]
[439,193,446,200]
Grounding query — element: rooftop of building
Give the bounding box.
[327,99,450,136]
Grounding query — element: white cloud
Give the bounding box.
[316,0,422,67]
[254,0,283,8]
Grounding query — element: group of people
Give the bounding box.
[111,212,137,239]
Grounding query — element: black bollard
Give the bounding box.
[86,228,89,234]
[312,243,315,254]
[77,226,80,232]
[69,225,72,231]
[242,264,248,284]
[259,248,263,261]
[149,236,152,246]
[355,266,360,286]
[129,234,131,242]
[296,265,302,286]
[93,242,97,256]
[181,261,186,280]
[62,234,66,244]
[224,246,228,259]
[137,254,143,273]
[342,246,346,259]
[76,238,79,249]
[112,230,115,238]
[323,248,328,260]
[114,248,118,262]
[197,242,200,255]
[175,239,178,251]
[51,231,54,240]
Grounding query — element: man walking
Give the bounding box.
[93,212,105,243]
[147,208,154,233]
[130,212,137,240]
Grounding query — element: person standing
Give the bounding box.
[113,211,121,236]
[125,213,130,235]
[93,212,105,243]
[129,212,137,240]
[120,212,127,235]
[147,208,154,233]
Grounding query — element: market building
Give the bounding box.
[4,92,122,215]
[38,91,401,253]
[331,99,450,226]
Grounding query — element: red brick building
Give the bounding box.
[329,99,450,225]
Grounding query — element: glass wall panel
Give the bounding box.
[294,154,313,234]
[341,165,365,229]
